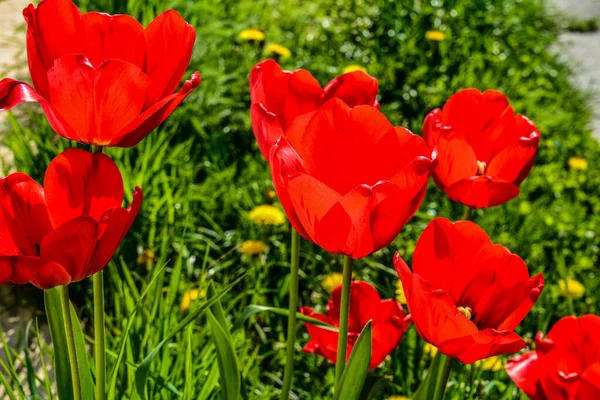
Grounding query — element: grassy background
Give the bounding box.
[1,0,599,398]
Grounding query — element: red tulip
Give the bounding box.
[506,315,600,400]
[270,98,435,259]
[301,281,411,370]
[0,149,142,289]
[423,89,540,208]
[394,217,544,364]
[0,0,200,147]
[249,59,379,160]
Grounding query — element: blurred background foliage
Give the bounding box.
[1,0,599,398]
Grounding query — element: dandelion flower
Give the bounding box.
[137,249,155,266]
[476,356,503,371]
[343,65,367,74]
[321,272,343,293]
[181,288,206,311]
[568,157,588,170]
[558,278,585,298]
[265,43,291,58]
[424,343,438,357]
[239,28,265,41]
[425,30,447,41]
[240,240,268,255]
[386,397,409,400]
[249,205,286,225]
[395,280,407,304]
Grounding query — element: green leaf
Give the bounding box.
[69,303,95,400]
[334,320,372,400]
[207,281,230,339]
[235,305,337,331]
[197,362,219,400]
[207,309,241,400]
[23,321,38,399]
[45,288,74,400]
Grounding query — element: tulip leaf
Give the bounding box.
[333,320,372,400]
[207,309,241,400]
[236,305,337,331]
[69,303,95,400]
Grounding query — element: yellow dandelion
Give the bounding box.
[424,343,438,357]
[568,157,588,170]
[266,189,277,200]
[248,205,286,225]
[395,280,407,305]
[476,356,503,372]
[181,288,206,311]
[265,43,291,58]
[239,240,268,255]
[137,249,155,266]
[239,28,265,41]
[558,279,585,298]
[425,30,447,41]
[386,397,409,400]
[321,272,343,293]
[343,65,367,74]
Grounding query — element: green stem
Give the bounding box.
[414,352,453,400]
[280,229,301,400]
[59,286,82,400]
[462,206,473,221]
[93,271,106,400]
[334,256,354,390]
[92,145,103,154]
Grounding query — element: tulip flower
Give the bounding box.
[0,149,142,289]
[506,314,600,400]
[423,89,540,208]
[0,0,200,147]
[249,59,379,160]
[394,217,544,364]
[270,98,435,259]
[301,281,411,370]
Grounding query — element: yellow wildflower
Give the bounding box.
[425,30,447,41]
[558,279,585,298]
[321,272,343,293]
[266,189,277,200]
[137,249,155,266]
[239,240,268,255]
[265,43,291,58]
[568,157,588,170]
[424,343,438,357]
[343,65,367,74]
[239,29,265,41]
[249,205,286,225]
[476,356,503,372]
[181,288,206,311]
[386,397,409,400]
[395,280,407,305]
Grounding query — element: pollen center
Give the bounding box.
[476,160,487,175]
[457,306,473,320]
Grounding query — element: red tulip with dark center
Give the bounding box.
[506,315,600,399]
[394,217,544,363]
[270,98,435,258]
[301,281,411,370]
[249,59,379,160]
[423,89,540,208]
[0,0,200,147]
[0,149,142,289]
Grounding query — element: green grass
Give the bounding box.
[1,0,599,398]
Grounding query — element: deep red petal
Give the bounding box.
[444,176,520,208]
[497,274,544,331]
[300,306,339,365]
[32,261,72,290]
[506,351,543,399]
[439,329,525,364]
[0,256,46,285]
[577,363,600,400]
[249,59,291,121]
[320,70,378,108]
[432,136,478,189]
[370,316,409,369]
[327,281,382,332]
[44,148,124,227]
[280,70,322,130]
[144,10,196,106]
[82,12,146,69]
[250,102,284,160]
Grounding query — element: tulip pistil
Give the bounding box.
[457,306,473,320]
[476,161,487,175]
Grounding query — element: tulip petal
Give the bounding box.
[444,175,520,208]
[249,59,291,119]
[0,256,46,285]
[87,187,142,277]
[506,351,542,399]
[40,216,98,282]
[433,136,478,188]
[82,12,146,69]
[496,273,544,331]
[439,329,525,364]
[44,148,124,227]
[32,261,72,290]
[250,103,284,160]
[112,71,200,147]
[144,10,196,105]
[280,70,323,131]
[320,70,378,108]
[328,281,382,332]
[300,307,339,365]
[577,363,600,400]
[370,316,408,369]
[47,54,150,145]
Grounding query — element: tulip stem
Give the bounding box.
[334,255,354,390]
[414,351,453,400]
[462,206,473,221]
[93,271,106,400]
[59,286,82,400]
[280,229,301,400]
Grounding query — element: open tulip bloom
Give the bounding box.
[0,0,200,147]
[270,98,435,259]
[506,314,600,399]
[0,149,142,289]
[301,281,411,370]
[394,217,544,364]
[249,59,379,160]
[423,89,540,208]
